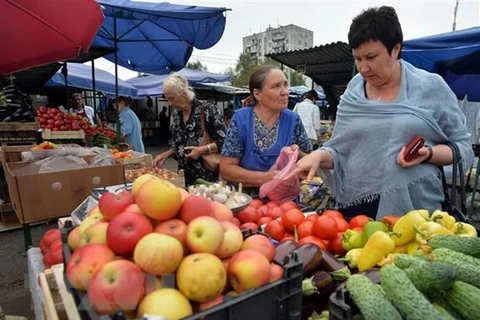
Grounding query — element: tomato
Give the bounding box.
[306,214,318,223]
[265,220,285,241]
[42,251,53,269]
[280,201,298,212]
[312,215,338,240]
[49,239,63,265]
[281,208,305,233]
[266,201,280,209]
[334,218,350,233]
[41,229,61,249]
[280,234,295,242]
[257,216,273,226]
[322,239,330,250]
[330,233,346,256]
[258,205,269,217]
[239,222,258,232]
[236,206,260,224]
[297,220,313,239]
[298,236,327,250]
[266,206,283,220]
[351,226,363,232]
[349,215,371,229]
[321,209,344,220]
[250,199,264,209]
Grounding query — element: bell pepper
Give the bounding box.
[381,215,401,230]
[430,210,456,229]
[340,248,363,269]
[415,221,453,241]
[393,241,411,254]
[363,221,388,242]
[342,230,365,251]
[357,231,396,272]
[407,241,422,255]
[377,253,399,267]
[392,210,428,245]
[450,222,478,237]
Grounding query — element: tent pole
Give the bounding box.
[114,17,122,144]
[91,58,97,117]
[61,63,69,109]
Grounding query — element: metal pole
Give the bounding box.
[453,0,460,31]
[114,17,122,143]
[91,58,97,117]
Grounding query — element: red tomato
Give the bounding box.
[280,201,298,212]
[266,201,280,209]
[330,233,346,256]
[281,209,305,233]
[334,218,350,233]
[250,199,264,209]
[231,217,241,227]
[257,216,273,226]
[312,215,338,240]
[265,220,285,241]
[349,215,371,229]
[322,239,331,251]
[49,239,63,265]
[306,214,319,223]
[280,233,295,242]
[351,226,364,232]
[236,206,261,224]
[41,229,62,249]
[321,209,344,220]
[297,220,313,239]
[258,205,270,217]
[239,222,259,232]
[266,206,283,220]
[298,236,327,250]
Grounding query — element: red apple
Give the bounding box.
[98,191,135,220]
[231,217,241,227]
[210,201,234,221]
[177,187,190,202]
[107,212,153,257]
[198,295,224,311]
[269,263,284,282]
[241,234,276,262]
[66,244,115,290]
[215,221,243,259]
[88,259,146,314]
[185,216,224,254]
[227,250,271,293]
[154,219,187,246]
[179,195,212,223]
[123,204,143,215]
[239,222,258,232]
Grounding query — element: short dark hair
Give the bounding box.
[348,6,403,55]
[248,65,282,105]
[71,93,82,99]
[305,90,319,101]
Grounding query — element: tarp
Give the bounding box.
[93,0,228,75]
[126,69,231,96]
[45,63,138,98]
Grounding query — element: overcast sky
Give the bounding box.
[93,0,480,80]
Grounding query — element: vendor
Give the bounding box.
[220,65,312,195]
[70,93,102,128]
[289,6,474,219]
[114,96,145,153]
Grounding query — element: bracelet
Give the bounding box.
[206,144,212,154]
[422,146,433,163]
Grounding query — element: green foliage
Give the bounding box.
[186,60,208,71]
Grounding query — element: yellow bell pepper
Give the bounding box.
[392,210,428,245]
[341,248,363,269]
[358,231,396,272]
[377,253,399,267]
[393,242,411,254]
[407,241,422,255]
[450,222,478,237]
[415,221,454,241]
[430,210,456,229]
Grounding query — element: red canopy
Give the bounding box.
[0,0,104,75]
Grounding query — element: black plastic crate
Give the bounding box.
[328,288,358,320]
[61,224,303,320]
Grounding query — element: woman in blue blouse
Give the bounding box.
[220,65,311,194]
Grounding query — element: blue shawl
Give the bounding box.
[321,60,474,218]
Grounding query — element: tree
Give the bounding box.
[288,70,306,86]
[186,60,207,71]
[229,53,257,87]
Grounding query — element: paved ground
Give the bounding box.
[0,145,176,319]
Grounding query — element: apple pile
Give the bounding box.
[40,228,63,268]
[63,174,284,320]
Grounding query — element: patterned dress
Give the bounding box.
[169,99,226,186]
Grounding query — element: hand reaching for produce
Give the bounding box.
[184,146,205,160]
[154,152,169,167]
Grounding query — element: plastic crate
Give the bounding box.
[328,288,358,320]
[60,226,303,320]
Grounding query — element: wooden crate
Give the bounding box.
[0,144,34,164]
[0,122,39,131]
[39,264,81,320]
[116,153,153,168]
[42,129,85,140]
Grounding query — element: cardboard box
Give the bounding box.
[5,160,125,223]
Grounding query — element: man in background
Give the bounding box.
[294,90,321,147]
[70,93,102,128]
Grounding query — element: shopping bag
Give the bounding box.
[259,147,300,203]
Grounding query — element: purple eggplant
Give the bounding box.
[295,243,324,273]
[274,239,298,266]
[318,249,351,280]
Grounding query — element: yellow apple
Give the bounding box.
[133,233,183,275]
[132,174,158,195]
[215,221,243,259]
[137,288,192,319]
[185,216,224,254]
[78,212,104,235]
[79,222,109,247]
[67,226,81,251]
[135,179,182,221]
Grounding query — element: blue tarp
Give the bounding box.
[45,63,138,97]
[126,69,231,97]
[93,0,228,75]
[403,27,480,101]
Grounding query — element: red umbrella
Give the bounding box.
[0,0,104,75]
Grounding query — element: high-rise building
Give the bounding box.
[243,24,314,63]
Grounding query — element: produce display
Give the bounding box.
[39,228,64,269]
[187,180,250,210]
[125,168,181,182]
[0,85,36,122]
[31,141,57,150]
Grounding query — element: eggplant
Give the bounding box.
[319,249,351,280]
[302,271,334,296]
[295,243,323,273]
[274,239,298,266]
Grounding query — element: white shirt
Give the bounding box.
[70,105,95,125]
[294,98,321,141]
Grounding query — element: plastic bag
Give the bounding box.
[88,151,116,167]
[38,156,88,173]
[259,147,300,203]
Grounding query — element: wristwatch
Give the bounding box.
[422,146,433,164]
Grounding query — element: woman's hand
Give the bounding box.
[286,150,324,181]
[154,151,171,167]
[263,169,280,184]
[396,146,431,168]
[184,146,205,160]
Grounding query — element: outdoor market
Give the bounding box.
[0,1,480,320]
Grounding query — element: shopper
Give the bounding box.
[288,6,474,219]
[220,65,311,195]
[294,90,321,147]
[114,96,145,153]
[153,73,227,186]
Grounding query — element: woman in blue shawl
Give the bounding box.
[220,66,312,195]
[289,6,473,219]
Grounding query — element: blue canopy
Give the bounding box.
[93,0,228,75]
[403,27,480,101]
[45,63,138,97]
[126,69,231,97]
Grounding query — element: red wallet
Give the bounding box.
[404,136,425,162]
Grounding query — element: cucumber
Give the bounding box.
[393,254,428,269]
[403,261,456,297]
[428,235,480,258]
[432,304,457,320]
[433,248,480,288]
[446,281,480,320]
[434,247,480,267]
[346,274,401,320]
[379,265,448,320]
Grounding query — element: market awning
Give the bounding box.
[126,69,231,97]
[45,63,138,98]
[92,0,229,75]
